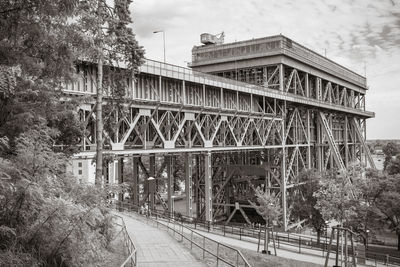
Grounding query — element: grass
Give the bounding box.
[234,246,323,267]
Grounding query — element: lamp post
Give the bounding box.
[153,30,166,63]
[147,176,155,217]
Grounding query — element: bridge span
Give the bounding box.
[65,35,375,230]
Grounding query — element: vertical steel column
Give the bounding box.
[204,152,213,222]
[307,110,312,169]
[195,155,201,218]
[132,156,139,206]
[185,153,193,217]
[132,73,136,99]
[236,91,239,110]
[317,116,323,171]
[305,73,309,98]
[344,116,349,167]
[167,155,174,213]
[158,75,162,101]
[182,80,186,105]
[149,154,156,209]
[281,101,287,231]
[279,64,284,91]
[118,158,124,201]
[220,88,224,109]
[363,118,368,166]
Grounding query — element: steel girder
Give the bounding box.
[69,62,374,230]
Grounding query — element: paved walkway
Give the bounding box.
[117,213,206,267]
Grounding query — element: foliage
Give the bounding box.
[386,155,400,175]
[248,184,282,226]
[74,0,145,184]
[0,122,119,265]
[372,173,400,250]
[292,169,326,242]
[314,165,363,225]
[382,142,400,170]
[0,1,140,264]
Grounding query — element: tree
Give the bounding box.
[373,174,400,251]
[386,155,400,175]
[314,166,363,226]
[292,170,326,244]
[75,0,144,185]
[382,142,399,170]
[0,0,143,264]
[249,185,282,226]
[346,169,386,247]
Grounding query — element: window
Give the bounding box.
[78,162,82,167]
[78,170,82,175]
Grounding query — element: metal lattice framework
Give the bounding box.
[66,35,375,230]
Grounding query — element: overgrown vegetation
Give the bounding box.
[0,0,144,265]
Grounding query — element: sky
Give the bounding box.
[130,0,400,140]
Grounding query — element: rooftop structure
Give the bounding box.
[190,35,366,89]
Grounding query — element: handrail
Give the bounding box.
[140,58,373,118]
[112,201,251,267]
[116,204,400,266]
[113,214,138,267]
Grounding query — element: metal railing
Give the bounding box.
[118,204,400,266]
[112,201,251,267]
[63,57,374,118]
[113,215,138,267]
[140,58,373,118]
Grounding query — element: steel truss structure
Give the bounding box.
[66,35,375,230]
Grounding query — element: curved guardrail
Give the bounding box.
[113,214,138,267]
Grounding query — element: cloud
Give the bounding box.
[131,0,400,139]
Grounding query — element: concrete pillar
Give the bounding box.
[204,152,213,222]
[185,153,193,217]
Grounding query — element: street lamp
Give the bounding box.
[147,176,155,217]
[153,30,166,63]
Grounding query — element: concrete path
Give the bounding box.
[118,213,206,267]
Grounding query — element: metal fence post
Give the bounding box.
[216,243,220,266]
[299,236,301,253]
[190,231,193,250]
[277,235,280,249]
[203,237,205,259]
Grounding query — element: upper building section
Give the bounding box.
[190,35,366,89]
